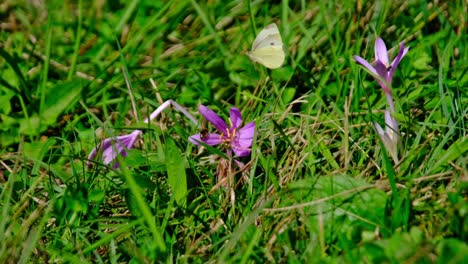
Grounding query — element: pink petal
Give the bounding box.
[87,147,99,166]
[122,130,141,147]
[374,122,386,137]
[103,132,140,164]
[384,110,399,136]
[232,146,251,157]
[231,122,255,157]
[389,43,409,81]
[354,55,378,76]
[374,121,398,162]
[375,60,390,84]
[87,130,140,167]
[374,61,392,94]
[235,122,255,148]
[229,107,243,129]
[102,141,125,164]
[199,105,228,134]
[375,38,389,67]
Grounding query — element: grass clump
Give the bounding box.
[0,0,466,262]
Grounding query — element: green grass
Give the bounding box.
[1,0,467,262]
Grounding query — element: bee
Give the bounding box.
[200,119,209,141]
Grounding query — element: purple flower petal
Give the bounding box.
[189,133,223,146]
[104,131,140,164]
[87,147,99,166]
[389,43,409,82]
[101,140,125,164]
[384,110,399,140]
[87,130,140,167]
[374,120,399,163]
[355,37,408,94]
[232,121,255,157]
[190,105,256,160]
[375,60,390,84]
[234,121,255,148]
[374,122,385,137]
[87,137,114,165]
[230,108,243,129]
[199,105,228,134]
[232,147,251,157]
[354,55,377,76]
[375,38,389,67]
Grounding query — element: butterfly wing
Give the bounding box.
[248,23,285,69]
[251,23,281,50]
[248,45,285,69]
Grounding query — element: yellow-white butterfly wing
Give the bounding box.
[247,23,285,69]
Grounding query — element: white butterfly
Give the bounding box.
[247,23,285,69]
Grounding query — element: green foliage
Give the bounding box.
[165,137,188,206]
[0,0,467,262]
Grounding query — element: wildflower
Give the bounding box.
[87,100,197,168]
[354,37,409,110]
[87,130,141,168]
[354,37,408,164]
[189,105,255,157]
[374,110,399,163]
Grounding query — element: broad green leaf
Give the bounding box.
[124,149,148,168]
[359,227,427,262]
[0,89,14,114]
[430,137,468,172]
[165,137,187,206]
[282,87,296,105]
[0,46,29,99]
[0,114,17,130]
[41,79,83,125]
[289,175,387,242]
[437,238,468,263]
[124,189,142,218]
[0,125,20,147]
[18,114,41,135]
[23,139,56,161]
[229,71,258,87]
[270,66,293,81]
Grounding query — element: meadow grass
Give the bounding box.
[0,0,467,263]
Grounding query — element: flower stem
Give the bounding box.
[145,100,198,125]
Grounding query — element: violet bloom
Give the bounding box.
[354,37,409,111]
[87,100,197,168]
[189,105,255,157]
[87,130,141,168]
[374,110,399,163]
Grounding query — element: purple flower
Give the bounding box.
[374,110,399,163]
[354,38,407,164]
[87,130,141,168]
[354,37,409,96]
[189,105,255,157]
[87,100,198,168]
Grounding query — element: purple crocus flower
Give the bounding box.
[189,105,255,157]
[374,110,399,163]
[354,37,409,164]
[354,37,409,111]
[87,130,141,168]
[87,100,198,168]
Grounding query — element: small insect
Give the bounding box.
[200,129,209,141]
[200,119,209,141]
